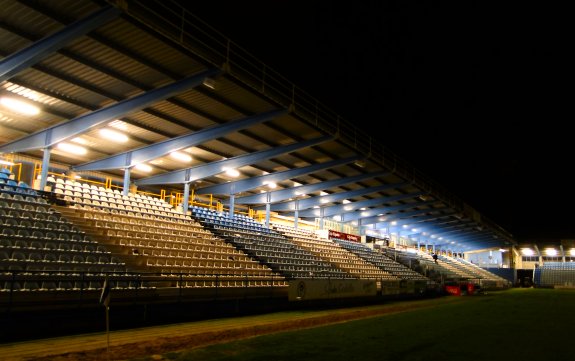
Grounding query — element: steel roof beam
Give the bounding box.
[72,108,285,171]
[392,221,476,239]
[339,201,439,222]
[240,171,390,206]
[423,222,483,238]
[271,182,406,211]
[0,68,220,153]
[374,212,457,229]
[0,5,121,82]
[285,191,424,217]
[303,182,408,208]
[433,234,497,249]
[354,207,451,226]
[198,155,362,196]
[135,135,333,185]
[234,181,404,210]
[269,182,409,214]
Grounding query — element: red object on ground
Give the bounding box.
[444,285,461,296]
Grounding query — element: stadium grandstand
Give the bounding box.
[0,0,571,346]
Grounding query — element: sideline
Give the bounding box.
[1,296,471,361]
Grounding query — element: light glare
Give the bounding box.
[0,97,40,115]
[135,163,152,172]
[57,142,87,155]
[170,151,192,162]
[99,128,128,143]
[224,168,240,177]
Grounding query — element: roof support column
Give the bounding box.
[122,167,131,196]
[182,182,190,215]
[228,194,235,219]
[294,199,299,229]
[122,152,134,196]
[264,192,271,229]
[39,146,51,191]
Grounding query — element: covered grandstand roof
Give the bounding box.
[0,0,516,252]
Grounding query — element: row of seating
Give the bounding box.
[59,204,285,286]
[0,175,130,291]
[435,254,486,279]
[192,208,352,279]
[273,224,398,280]
[0,178,36,196]
[46,175,188,222]
[47,176,167,204]
[1,171,507,291]
[334,239,428,281]
[454,257,509,282]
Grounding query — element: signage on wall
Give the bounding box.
[328,229,361,242]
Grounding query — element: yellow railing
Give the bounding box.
[33,166,168,201]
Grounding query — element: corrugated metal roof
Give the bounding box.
[0,0,516,251]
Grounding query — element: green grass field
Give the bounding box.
[131,288,575,361]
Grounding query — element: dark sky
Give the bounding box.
[184,1,571,241]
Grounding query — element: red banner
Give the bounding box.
[328,230,361,242]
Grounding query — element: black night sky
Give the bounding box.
[185,1,571,241]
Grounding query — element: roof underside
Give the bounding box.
[0,0,516,252]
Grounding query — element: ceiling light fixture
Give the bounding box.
[202,77,216,90]
[100,128,128,143]
[0,96,40,115]
[57,142,87,155]
[170,151,192,162]
[224,168,240,177]
[134,163,152,172]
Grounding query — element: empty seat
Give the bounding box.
[1,228,16,237]
[58,254,71,263]
[44,242,58,250]
[43,253,58,262]
[41,281,58,291]
[23,281,40,291]
[10,251,26,261]
[13,239,28,248]
[88,281,102,289]
[28,253,43,262]
[0,239,11,248]
[58,281,74,290]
